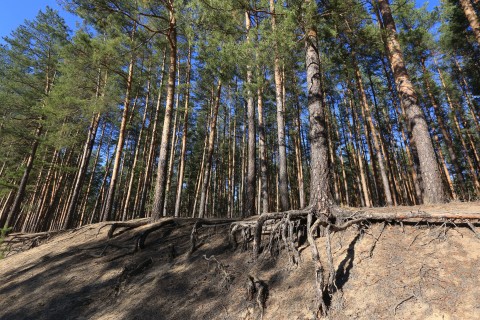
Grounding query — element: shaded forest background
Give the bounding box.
[0,0,479,233]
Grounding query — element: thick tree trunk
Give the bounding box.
[380,55,422,204]
[377,0,445,204]
[305,25,332,209]
[421,59,465,189]
[152,13,177,221]
[460,0,480,46]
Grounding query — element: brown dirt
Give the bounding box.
[1,202,480,320]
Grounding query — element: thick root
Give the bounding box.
[107,219,150,238]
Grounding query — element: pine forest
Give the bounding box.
[1,0,480,317]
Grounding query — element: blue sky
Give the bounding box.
[0,0,79,40]
[0,0,441,41]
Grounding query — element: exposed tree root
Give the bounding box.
[246,275,269,319]
[134,219,176,251]
[114,257,154,297]
[94,204,479,318]
[3,230,67,256]
[227,204,480,317]
[203,254,234,290]
[107,218,150,238]
[190,218,238,253]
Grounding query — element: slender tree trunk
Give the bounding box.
[230,116,237,217]
[79,119,106,225]
[122,72,152,221]
[432,133,457,199]
[174,45,192,217]
[139,49,167,217]
[257,82,269,214]
[163,63,181,216]
[270,0,289,211]
[192,116,210,217]
[152,13,177,221]
[437,69,480,196]
[354,60,393,206]
[348,92,372,207]
[63,112,100,229]
[377,0,445,204]
[198,81,222,218]
[244,12,256,217]
[5,125,42,229]
[294,104,306,208]
[453,58,480,131]
[102,44,135,221]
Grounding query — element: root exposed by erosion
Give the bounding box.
[1,202,479,320]
[227,203,480,316]
[100,204,479,317]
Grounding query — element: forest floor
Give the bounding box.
[1,201,480,320]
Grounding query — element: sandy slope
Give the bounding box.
[1,202,480,319]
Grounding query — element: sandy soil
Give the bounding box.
[1,202,480,319]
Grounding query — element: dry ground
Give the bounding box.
[1,202,480,319]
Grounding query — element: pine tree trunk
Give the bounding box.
[244,12,256,217]
[192,117,209,217]
[380,55,422,204]
[354,60,393,206]
[305,23,332,208]
[102,47,135,221]
[421,59,465,189]
[122,72,152,221]
[174,45,192,217]
[63,112,100,229]
[460,0,480,46]
[152,13,177,221]
[79,120,106,225]
[139,50,167,217]
[377,0,445,204]
[163,64,181,216]
[294,104,306,208]
[4,125,42,229]
[198,81,222,218]
[230,116,237,217]
[437,69,480,196]
[453,58,480,131]
[270,0,289,211]
[349,94,372,207]
[257,83,269,214]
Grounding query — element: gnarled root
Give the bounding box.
[190,219,237,254]
[107,218,150,238]
[203,254,234,290]
[246,275,269,319]
[134,219,176,251]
